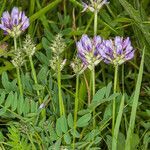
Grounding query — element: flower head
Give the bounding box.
[11,51,25,68]
[76,34,102,70]
[50,34,66,55]
[0,7,29,37]
[98,36,135,66]
[82,0,109,13]
[22,34,36,57]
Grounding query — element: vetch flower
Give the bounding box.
[76,34,102,70]
[0,7,29,37]
[82,0,109,13]
[98,36,135,66]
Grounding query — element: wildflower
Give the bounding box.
[76,34,102,70]
[82,0,109,13]
[98,36,135,66]
[0,7,29,37]
[22,34,36,57]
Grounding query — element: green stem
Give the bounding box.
[29,56,45,118]
[92,10,97,128]
[122,64,124,93]
[112,65,118,132]
[29,56,41,102]
[16,67,23,96]
[94,11,98,36]
[14,37,23,97]
[73,74,79,150]
[57,58,65,116]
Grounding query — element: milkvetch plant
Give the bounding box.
[99,36,135,144]
[0,7,29,97]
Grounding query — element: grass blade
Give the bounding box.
[112,94,125,150]
[125,47,145,150]
[30,0,62,23]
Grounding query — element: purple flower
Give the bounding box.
[0,7,29,37]
[82,0,109,13]
[76,34,102,69]
[98,36,135,65]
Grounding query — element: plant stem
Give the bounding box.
[73,74,79,150]
[14,37,23,97]
[29,56,45,118]
[94,11,98,36]
[112,65,118,132]
[57,58,65,116]
[29,56,41,103]
[92,10,97,128]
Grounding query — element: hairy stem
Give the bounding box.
[92,10,98,128]
[57,58,65,116]
[112,65,118,132]
[14,37,23,97]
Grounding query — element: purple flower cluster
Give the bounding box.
[99,37,134,65]
[0,7,29,37]
[76,34,102,69]
[82,0,109,12]
[76,35,135,67]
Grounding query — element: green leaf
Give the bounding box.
[0,91,6,105]
[64,133,71,144]
[11,92,18,111]
[67,113,74,128]
[77,113,91,127]
[2,72,10,90]
[37,65,48,85]
[56,117,62,137]
[23,98,30,115]
[60,115,68,133]
[35,52,49,66]
[0,108,6,116]
[53,139,61,150]
[17,95,24,115]
[33,84,44,91]
[93,87,106,102]
[5,91,13,108]
[89,93,119,111]
[31,100,37,113]
[105,82,112,98]
[70,129,80,138]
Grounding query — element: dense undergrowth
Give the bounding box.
[0,0,150,149]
